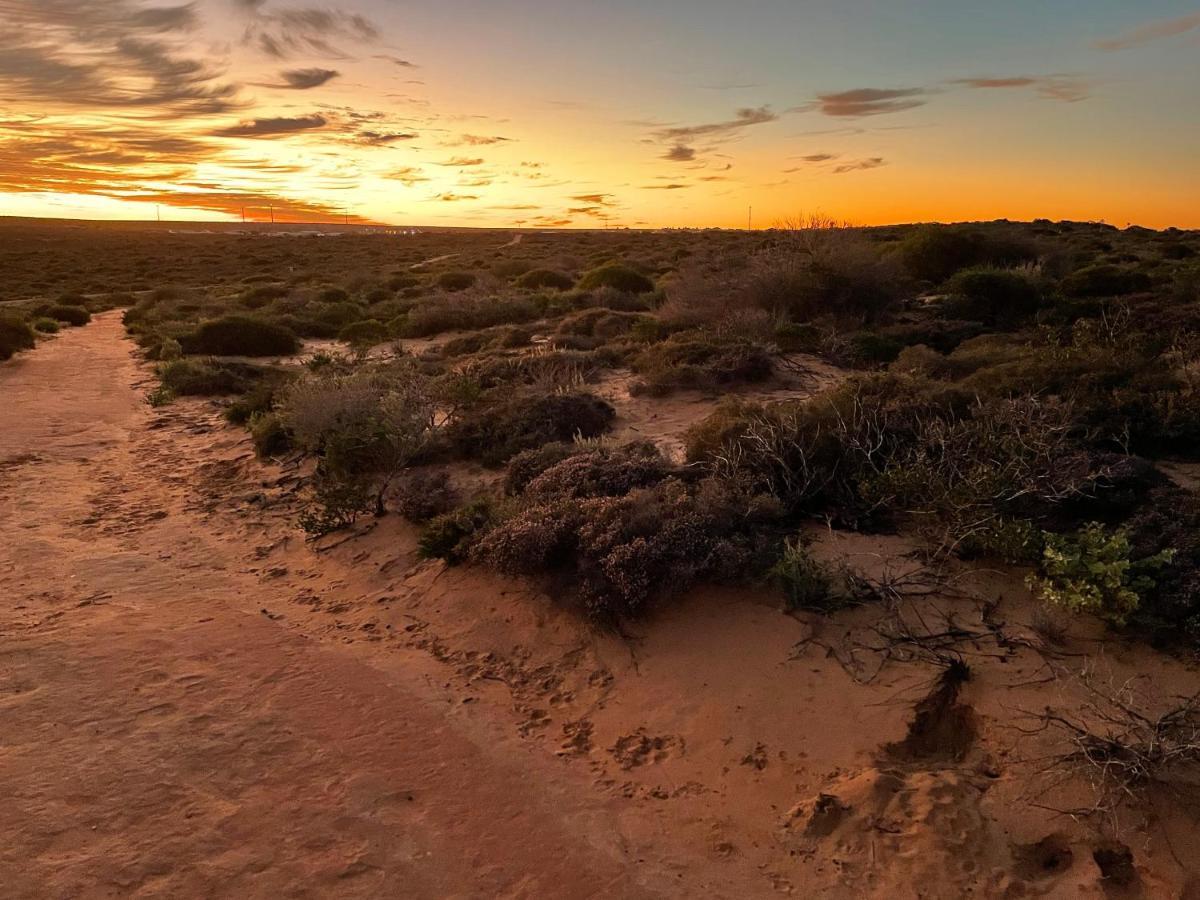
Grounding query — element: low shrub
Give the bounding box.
[1030,522,1174,626]
[158,358,268,396]
[1061,265,1152,298]
[446,391,616,465]
[183,316,300,356]
[0,314,35,360]
[283,365,436,522]
[577,263,655,294]
[943,267,1043,327]
[769,538,842,612]
[48,305,91,327]
[338,319,389,348]
[393,470,459,523]
[474,472,781,620]
[900,226,1038,284]
[437,271,477,292]
[249,412,292,457]
[629,337,774,396]
[517,269,574,291]
[419,499,495,563]
[33,317,60,334]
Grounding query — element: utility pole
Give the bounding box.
[747,206,752,232]
[269,205,274,225]
[241,207,246,224]
[156,205,161,223]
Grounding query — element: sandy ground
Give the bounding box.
[3,312,1200,898]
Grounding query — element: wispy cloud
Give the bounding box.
[663,144,697,162]
[812,88,927,117]
[951,75,1089,102]
[438,156,485,167]
[213,115,328,138]
[1094,12,1200,50]
[653,106,778,143]
[642,183,690,190]
[0,1,239,113]
[241,5,380,59]
[273,67,341,90]
[833,157,887,174]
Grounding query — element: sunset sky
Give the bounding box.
[1,1,1197,228]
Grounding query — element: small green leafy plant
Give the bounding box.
[1030,523,1174,626]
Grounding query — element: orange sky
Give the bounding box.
[1,1,1198,229]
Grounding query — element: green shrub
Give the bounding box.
[338,319,389,348]
[183,316,300,356]
[517,269,574,291]
[436,271,477,292]
[0,314,36,360]
[314,301,366,329]
[847,332,904,366]
[1061,265,1151,298]
[158,358,267,396]
[900,226,1037,283]
[943,267,1043,327]
[769,539,842,612]
[419,499,495,563]
[577,264,655,294]
[475,474,779,620]
[48,305,91,327]
[249,412,292,457]
[1031,523,1174,626]
[394,470,459,523]
[447,391,616,465]
[33,317,60,334]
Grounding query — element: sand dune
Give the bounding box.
[3,313,1199,897]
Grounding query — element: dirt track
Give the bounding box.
[0,314,658,899]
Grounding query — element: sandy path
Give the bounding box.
[0,314,658,899]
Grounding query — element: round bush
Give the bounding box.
[436,271,477,292]
[48,305,91,327]
[338,319,389,347]
[944,267,1043,327]
[517,269,574,291]
[33,317,60,334]
[577,264,655,294]
[183,316,300,356]
[1061,265,1152,298]
[0,315,36,360]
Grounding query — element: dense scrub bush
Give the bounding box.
[686,377,1093,552]
[1126,486,1200,648]
[338,319,389,348]
[446,391,616,465]
[472,451,781,619]
[48,304,91,326]
[629,336,774,396]
[436,271,477,292]
[743,220,906,323]
[314,301,366,329]
[182,316,300,356]
[1061,264,1151,298]
[394,296,539,338]
[0,314,36,360]
[282,366,436,530]
[33,317,60,334]
[943,266,1044,327]
[577,263,655,294]
[249,412,292,457]
[419,499,495,564]
[517,269,574,291]
[1030,523,1173,626]
[157,358,270,396]
[900,226,1038,283]
[393,470,459,522]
